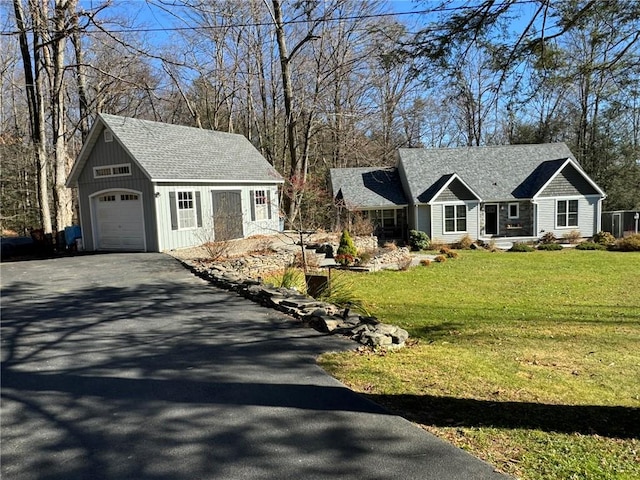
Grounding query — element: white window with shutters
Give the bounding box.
[253,190,268,221]
[177,191,197,229]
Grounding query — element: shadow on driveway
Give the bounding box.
[1,254,508,480]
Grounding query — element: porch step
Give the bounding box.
[493,241,513,250]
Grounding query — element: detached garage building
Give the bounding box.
[66,114,283,252]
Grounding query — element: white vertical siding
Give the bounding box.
[154,183,280,251]
[243,187,280,237]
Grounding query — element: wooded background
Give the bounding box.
[2,0,639,236]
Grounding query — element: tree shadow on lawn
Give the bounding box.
[364,392,640,439]
[408,322,466,340]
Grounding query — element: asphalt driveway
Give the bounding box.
[1,253,507,479]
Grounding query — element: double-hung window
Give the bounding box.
[557,199,578,228]
[253,190,268,221]
[177,191,197,229]
[444,205,467,233]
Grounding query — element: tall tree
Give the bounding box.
[49,0,75,233]
[13,0,52,233]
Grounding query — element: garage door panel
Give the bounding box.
[93,191,145,251]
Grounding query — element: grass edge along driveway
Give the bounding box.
[318,249,640,480]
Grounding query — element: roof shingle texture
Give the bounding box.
[330,167,408,208]
[399,143,577,202]
[100,114,282,182]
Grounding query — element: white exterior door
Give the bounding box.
[93,191,145,251]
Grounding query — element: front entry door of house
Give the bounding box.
[485,204,498,236]
[212,191,244,241]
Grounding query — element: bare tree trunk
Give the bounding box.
[71,3,90,140]
[51,0,73,233]
[14,0,52,233]
[271,0,301,226]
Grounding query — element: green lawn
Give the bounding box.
[319,249,640,479]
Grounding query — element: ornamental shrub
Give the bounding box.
[509,242,535,252]
[575,242,605,250]
[616,234,640,252]
[337,229,357,257]
[358,251,373,264]
[593,231,616,246]
[562,230,582,244]
[454,234,474,250]
[263,266,305,291]
[540,232,557,244]
[335,253,356,266]
[537,243,563,251]
[440,247,458,258]
[316,273,369,315]
[409,230,430,251]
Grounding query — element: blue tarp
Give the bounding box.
[64,226,82,247]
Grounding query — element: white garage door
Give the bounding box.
[94,191,145,251]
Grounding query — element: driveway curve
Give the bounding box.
[1,253,507,480]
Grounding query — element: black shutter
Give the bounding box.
[250,190,256,221]
[169,192,178,230]
[195,191,202,227]
[267,190,272,220]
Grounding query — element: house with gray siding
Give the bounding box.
[330,167,409,241]
[66,114,283,252]
[330,143,606,243]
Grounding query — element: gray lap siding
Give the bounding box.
[536,196,600,237]
[430,202,480,242]
[536,163,602,238]
[427,179,480,242]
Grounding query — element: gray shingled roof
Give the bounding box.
[399,143,578,202]
[330,167,408,209]
[69,114,282,184]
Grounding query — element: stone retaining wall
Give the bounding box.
[198,243,411,278]
[183,260,409,348]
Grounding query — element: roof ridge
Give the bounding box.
[99,113,247,139]
[398,142,564,153]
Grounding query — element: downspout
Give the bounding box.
[155,185,163,251]
[531,199,538,238]
[596,197,604,234]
